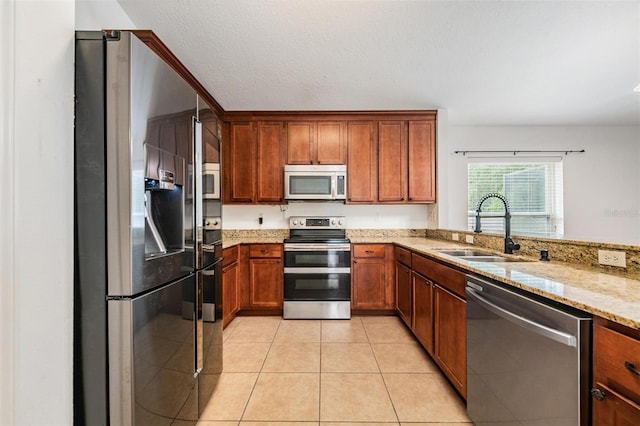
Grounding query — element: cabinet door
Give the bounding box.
[256,122,285,203]
[434,285,467,398]
[201,113,220,164]
[224,122,256,203]
[592,383,640,426]
[395,262,412,326]
[222,261,238,328]
[378,121,407,202]
[286,122,315,164]
[413,272,434,355]
[249,258,283,308]
[347,121,377,203]
[407,120,436,202]
[316,122,346,164]
[352,257,386,309]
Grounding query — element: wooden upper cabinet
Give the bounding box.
[286,122,315,164]
[223,121,285,204]
[377,119,435,204]
[316,122,346,164]
[201,110,221,164]
[287,121,346,165]
[407,120,436,203]
[378,121,407,202]
[347,121,377,203]
[256,122,286,203]
[223,122,256,203]
[223,111,436,205]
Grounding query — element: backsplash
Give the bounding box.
[428,229,640,279]
[347,229,426,238]
[223,229,289,240]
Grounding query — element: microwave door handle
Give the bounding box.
[331,175,336,198]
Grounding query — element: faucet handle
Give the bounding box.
[505,237,520,254]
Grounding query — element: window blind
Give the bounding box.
[467,159,564,238]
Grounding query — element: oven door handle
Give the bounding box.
[284,243,351,251]
[466,287,577,348]
[284,267,351,274]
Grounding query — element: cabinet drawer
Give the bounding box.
[412,253,466,299]
[594,324,640,402]
[223,245,239,267]
[353,244,386,258]
[394,246,412,267]
[249,244,283,258]
[592,382,640,425]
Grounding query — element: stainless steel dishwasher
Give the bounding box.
[466,275,592,426]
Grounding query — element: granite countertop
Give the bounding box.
[359,236,640,330]
[224,233,640,330]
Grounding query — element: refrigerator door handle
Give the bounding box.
[193,117,203,270]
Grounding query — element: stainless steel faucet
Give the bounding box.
[474,193,521,254]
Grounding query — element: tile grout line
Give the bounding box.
[237,317,282,423]
[366,319,401,424]
[319,320,324,423]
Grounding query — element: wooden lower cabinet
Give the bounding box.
[592,317,640,424]
[434,284,467,399]
[222,261,239,327]
[222,246,240,328]
[235,244,283,312]
[412,272,434,356]
[592,382,640,425]
[351,244,395,311]
[393,247,467,399]
[248,258,283,308]
[395,262,412,325]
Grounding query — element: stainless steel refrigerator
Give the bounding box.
[74,30,223,425]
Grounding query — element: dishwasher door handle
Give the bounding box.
[466,287,577,347]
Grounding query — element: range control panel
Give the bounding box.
[289,216,346,229]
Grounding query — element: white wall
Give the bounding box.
[75,0,135,29]
[0,1,135,424]
[441,125,640,245]
[1,1,75,425]
[224,203,432,229]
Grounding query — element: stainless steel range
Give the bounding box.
[283,216,351,319]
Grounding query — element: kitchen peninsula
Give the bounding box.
[223,229,640,329]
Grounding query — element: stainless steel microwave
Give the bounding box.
[284,164,347,201]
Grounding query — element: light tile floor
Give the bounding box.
[198,316,471,426]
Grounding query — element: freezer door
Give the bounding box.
[108,274,198,425]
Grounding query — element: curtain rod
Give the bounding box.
[454,149,585,156]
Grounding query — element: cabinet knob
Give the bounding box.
[261,249,269,254]
[590,388,606,401]
[365,250,374,254]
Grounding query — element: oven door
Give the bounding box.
[284,244,351,268]
[284,268,351,301]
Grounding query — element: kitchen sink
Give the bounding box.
[458,255,522,263]
[436,249,527,263]
[436,249,496,257]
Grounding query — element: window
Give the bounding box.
[467,159,563,238]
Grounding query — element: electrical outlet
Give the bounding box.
[465,234,474,244]
[452,233,459,241]
[598,250,626,267]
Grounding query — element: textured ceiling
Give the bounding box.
[118,0,640,125]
